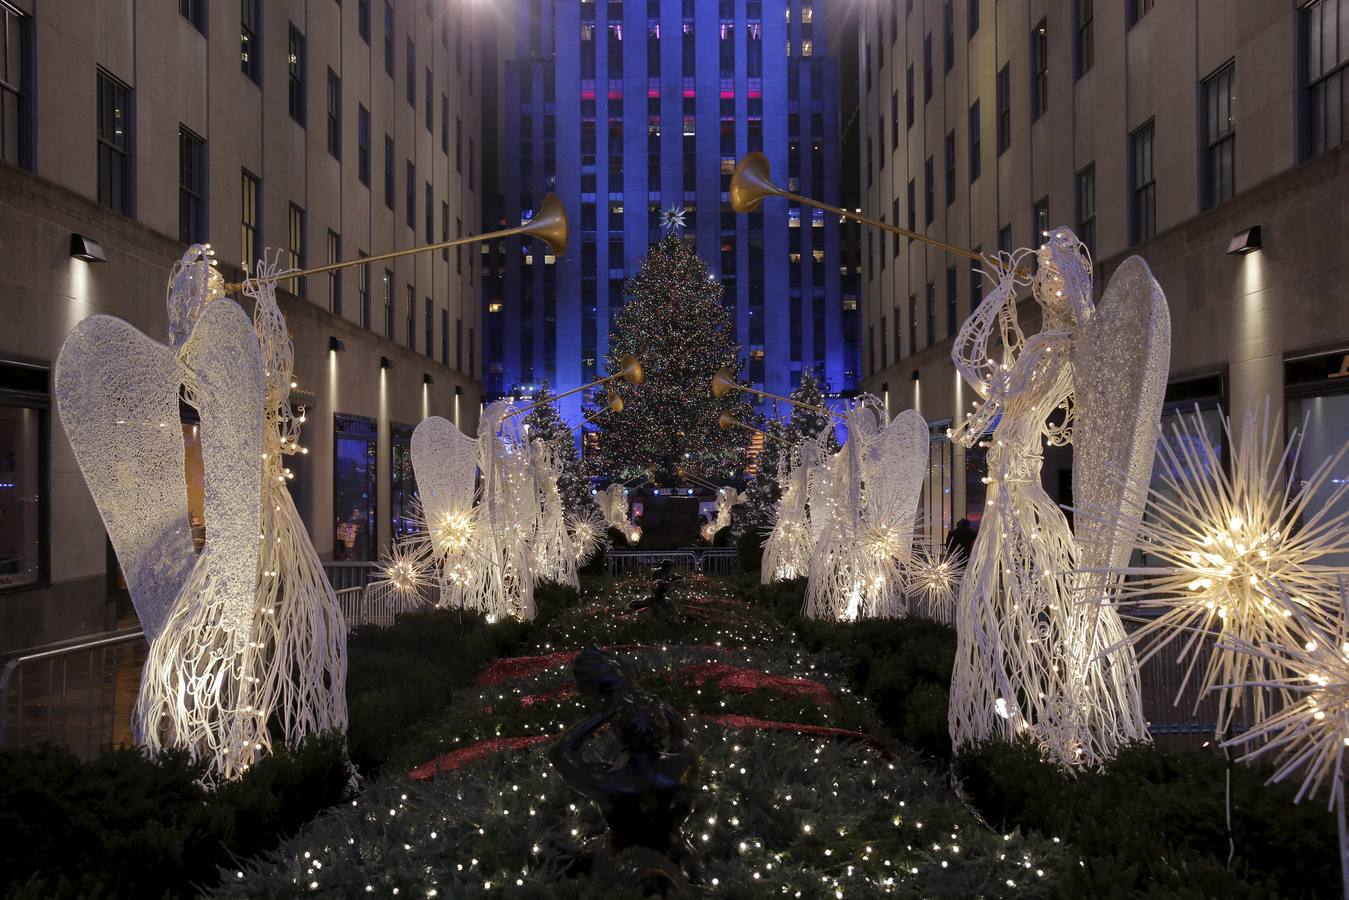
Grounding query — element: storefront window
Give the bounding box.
[1144,376,1227,567]
[0,403,43,588]
[1286,351,1349,568]
[333,414,378,560]
[923,422,953,546]
[390,423,419,539]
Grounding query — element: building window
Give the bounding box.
[406,159,415,229]
[968,0,979,37]
[878,116,885,169]
[358,253,370,329]
[96,70,132,216]
[288,26,305,125]
[358,0,370,43]
[906,65,914,128]
[908,294,918,356]
[326,69,341,158]
[384,269,394,337]
[389,423,417,539]
[968,100,981,181]
[383,2,394,76]
[425,297,433,360]
[943,1,954,73]
[333,414,377,561]
[241,169,259,270]
[406,37,415,106]
[441,203,450,262]
[240,0,260,82]
[1075,0,1094,78]
[357,104,370,185]
[970,251,983,311]
[180,0,205,33]
[406,285,415,350]
[456,317,464,370]
[178,126,206,244]
[1032,196,1049,241]
[0,4,26,167]
[1129,0,1154,28]
[925,282,935,348]
[906,180,915,233]
[1075,164,1095,253]
[0,363,47,588]
[880,316,888,368]
[327,230,342,315]
[425,182,433,243]
[384,134,394,209]
[1304,0,1348,157]
[1130,119,1156,243]
[944,130,956,205]
[1202,62,1236,208]
[996,64,1010,153]
[441,93,449,153]
[945,266,957,338]
[425,67,432,131]
[891,91,899,148]
[1031,20,1047,121]
[287,204,306,297]
[923,34,933,102]
[456,116,462,171]
[441,310,450,365]
[998,223,1012,255]
[924,156,935,225]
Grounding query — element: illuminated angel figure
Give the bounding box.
[528,438,579,589]
[761,441,817,583]
[700,486,742,542]
[599,483,642,545]
[948,227,1168,768]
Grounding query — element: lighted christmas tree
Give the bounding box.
[522,382,593,516]
[741,372,841,528]
[584,234,753,484]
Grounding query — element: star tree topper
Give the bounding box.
[660,205,688,235]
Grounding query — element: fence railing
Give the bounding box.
[0,626,148,756]
[606,548,741,577]
[323,560,381,591]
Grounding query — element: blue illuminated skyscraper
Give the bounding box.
[483,0,859,425]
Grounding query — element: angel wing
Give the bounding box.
[55,316,194,642]
[1071,255,1171,576]
[411,416,480,520]
[862,408,929,551]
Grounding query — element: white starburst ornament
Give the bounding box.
[659,204,688,235]
[1098,405,1349,736]
[567,507,609,565]
[906,543,966,624]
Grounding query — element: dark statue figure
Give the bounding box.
[627,559,684,617]
[549,645,700,895]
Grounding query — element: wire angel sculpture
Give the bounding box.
[803,398,927,620]
[599,483,642,544]
[700,486,742,542]
[947,227,1166,768]
[529,438,580,589]
[761,441,817,583]
[55,246,346,781]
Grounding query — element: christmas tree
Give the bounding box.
[742,371,841,527]
[585,234,754,484]
[522,382,593,516]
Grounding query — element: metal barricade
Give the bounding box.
[323,560,380,591]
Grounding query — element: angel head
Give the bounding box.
[1032,227,1093,329]
[166,244,225,349]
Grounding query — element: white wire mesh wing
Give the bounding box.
[411,416,480,519]
[54,315,194,642]
[1071,255,1171,578]
[862,408,929,551]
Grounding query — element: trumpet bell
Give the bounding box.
[710,367,739,398]
[717,411,737,430]
[729,152,781,214]
[521,193,569,256]
[606,390,624,413]
[620,355,644,385]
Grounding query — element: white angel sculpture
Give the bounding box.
[803,399,928,620]
[947,227,1167,767]
[761,441,817,583]
[55,247,346,780]
[700,486,742,542]
[528,438,580,589]
[599,483,641,544]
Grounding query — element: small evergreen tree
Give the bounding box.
[585,234,754,483]
[741,372,841,527]
[522,382,593,515]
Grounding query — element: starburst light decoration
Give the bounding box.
[567,507,610,565]
[1098,405,1349,735]
[659,204,688,234]
[906,543,966,624]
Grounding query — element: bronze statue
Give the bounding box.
[549,646,700,894]
[627,559,684,617]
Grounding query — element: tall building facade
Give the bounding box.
[858,0,1349,545]
[0,0,485,641]
[484,0,859,426]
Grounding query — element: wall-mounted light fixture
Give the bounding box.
[380,356,392,369]
[911,369,920,381]
[328,336,346,353]
[70,233,107,263]
[454,386,463,396]
[423,374,434,385]
[1227,226,1262,256]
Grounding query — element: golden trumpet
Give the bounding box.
[710,367,844,420]
[227,193,569,294]
[730,152,985,265]
[510,355,643,417]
